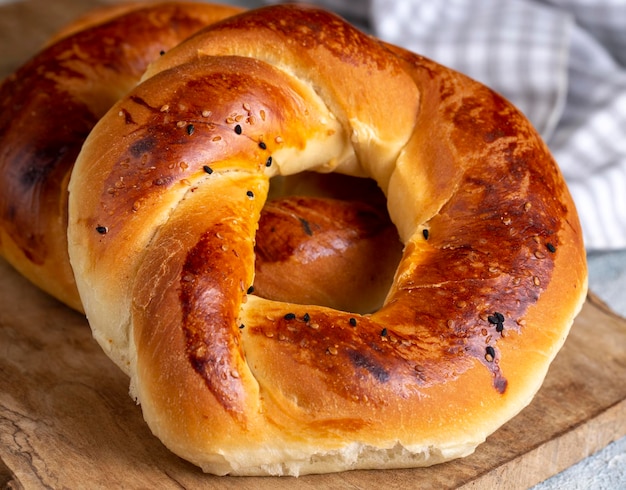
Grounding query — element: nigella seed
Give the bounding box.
[381,328,388,337]
[303,313,310,322]
[349,317,357,327]
[96,225,108,235]
[246,286,254,294]
[546,242,556,253]
[496,323,504,333]
[234,124,242,135]
[159,50,165,56]
[284,313,296,320]
[488,312,505,325]
[239,324,245,329]
[258,141,267,150]
[246,190,254,199]
[203,165,213,174]
[423,229,429,240]
[186,124,195,135]
[265,156,273,167]
[485,346,496,362]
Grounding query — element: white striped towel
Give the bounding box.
[373,0,626,251]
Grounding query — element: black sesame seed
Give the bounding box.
[381,328,388,337]
[303,313,310,322]
[234,124,242,135]
[186,124,195,135]
[246,190,254,199]
[299,218,313,236]
[284,313,296,320]
[546,242,556,253]
[258,141,267,150]
[485,346,496,361]
[96,225,108,235]
[203,165,213,174]
[349,317,357,327]
[423,229,429,240]
[488,312,505,325]
[265,156,273,167]
[246,286,254,294]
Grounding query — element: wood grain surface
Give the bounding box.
[1,256,625,489]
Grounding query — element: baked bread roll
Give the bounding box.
[0,1,242,311]
[67,4,588,476]
[0,0,387,315]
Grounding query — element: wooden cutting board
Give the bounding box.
[1,254,625,489]
[1,1,625,488]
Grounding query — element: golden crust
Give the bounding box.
[254,193,402,313]
[0,2,243,311]
[67,4,587,476]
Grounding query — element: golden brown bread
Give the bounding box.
[66,4,587,476]
[256,195,401,313]
[256,172,402,313]
[0,0,379,315]
[0,1,243,311]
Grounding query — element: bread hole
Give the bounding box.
[253,172,403,314]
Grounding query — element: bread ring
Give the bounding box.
[0,1,242,311]
[67,4,588,476]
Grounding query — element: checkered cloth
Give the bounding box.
[265,0,626,250]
